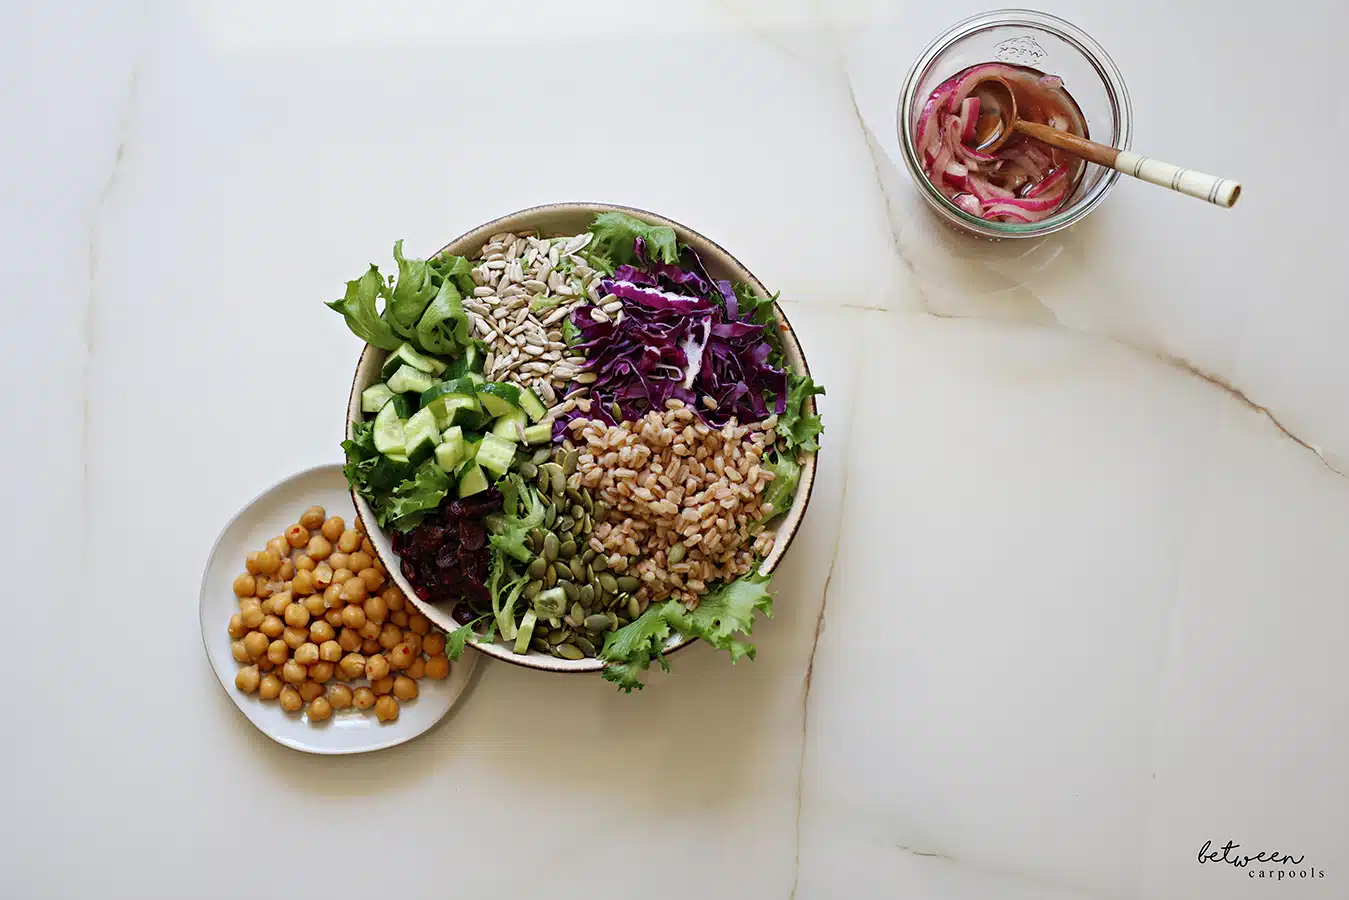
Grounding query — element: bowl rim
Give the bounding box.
[897,8,1134,239]
[344,202,818,675]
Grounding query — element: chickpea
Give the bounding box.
[243,631,269,660]
[266,640,290,666]
[389,642,416,670]
[256,548,282,576]
[360,568,385,593]
[424,656,450,680]
[239,600,264,630]
[235,665,261,694]
[362,639,382,656]
[347,551,372,573]
[337,628,362,653]
[340,604,366,630]
[299,506,326,530]
[405,656,427,680]
[307,696,333,722]
[337,529,361,554]
[309,620,335,643]
[232,573,256,597]
[304,592,327,618]
[319,639,343,662]
[253,579,273,600]
[267,536,290,559]
[309,661,335,683]
[231,640,250,663]
[393,675,418,701]
[259,673,283,700]
[338,653,367,680]
[363,593,388,625]
[227,613,247,639]
[266,591,292,616]
[401,632,423,658]
[373,558,387,577]
[294,555,316,573]
[378,623,402,651]
[313,562,334,590]
[391,610,410,628]
[246,552,262,575]
[257,658,275,673]
[365,654,390,680]
[354,517,366,536]
[283,626,308,650]
[371,675,395,696]
[324,608,344,628]
[408,614,431,636]
[285,524,309,548]
[361,537,376,556]
[279,685,303,712]
[307,535,333,562]
[328,551,350,571]
[374,695,399,722]
[351,622,376,646]
[282,660,307,685]
[299,682,325,703]
[352,687,376,710]
[340,578,368,605]
[423,633,447,657]
[323,584,344,609]
[328,684,354,709]
[384,586,406,612]
[278,559,295,581]
[292,569,316,596]
[331,568,354,586]
[283,602,310,629]
[321,516,345,542]
[294,642,320,666]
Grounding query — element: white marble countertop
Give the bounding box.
[6,1,1346,897]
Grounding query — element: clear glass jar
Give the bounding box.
[898,9,1133,239]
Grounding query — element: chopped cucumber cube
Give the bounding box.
[445,343,486,378]
[491,409,530,442]
[372,402,406,455]
[380,342,447,380]
[434,427,466,473]
[475,433,516,476]
[361,383,395,415]
[387,365,437,395]
[403,408,440,465]
[518,388,548,423]
[457,462,490,498]
[523,423,552,445]
[475,382,522,417]
[389,394,417,419]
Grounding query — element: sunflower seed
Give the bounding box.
[601,300,623,314]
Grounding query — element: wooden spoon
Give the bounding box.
[970,76,1241,208]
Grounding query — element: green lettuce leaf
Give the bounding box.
[431,253,477,297]
[733,283,786,363]
[326,265,401,350]
[761,452,801,519]
[382,461,451,531]
[776,373,825,453]
[563,317,582,346]
[488,481,544,563]
[588,211,679,272]
[387,240,439,340]
[599,604,673,692]
[662,571,774,664]
[415,276,471,356]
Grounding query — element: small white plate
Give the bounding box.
[199,464,479,754]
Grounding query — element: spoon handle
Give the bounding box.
[1012,120,1241,209]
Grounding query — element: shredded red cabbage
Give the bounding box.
[552,240,787,436]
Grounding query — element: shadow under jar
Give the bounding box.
[898,9,1133,239]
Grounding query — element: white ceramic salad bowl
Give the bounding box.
[345,203,818,675]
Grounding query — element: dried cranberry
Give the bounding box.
[452,603,475,625]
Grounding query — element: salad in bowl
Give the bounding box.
[331,205,821,691]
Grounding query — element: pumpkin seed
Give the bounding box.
[570,602,585,623]
[557,515,574,533]
[562,449,579,475]
[627,595,641,619]
[531,637,550,653]
[573,635,596,656]
[564,487,581,505]
[560,580,578,603]
[543,503,557,530]
[542,463,566,495]
[545,564,558,588]
[548,630,568,646]
[531,447,552,465]
[668,543,686,565]
[569,557,587,581]
[557,643,585,660]
[543,532,559,561]
[580,584,595,605]
[606,611,619,630]
[528,557,547,579]
[529,529,544,552]
[617,575,640,593]
[563,615,579,628]
[615,615,630,627]
[571,518,585,536]
[519,461,538,479]
[584,613,611,632]
[536,468,551,492]
[524,579,542,600]
[592,554,608,571]
[594,501,608,521]
[570,504,585,521]
[582,548,596,564]
[533,623,550,637]
[559,538,576,559]
[598,572,619,593]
